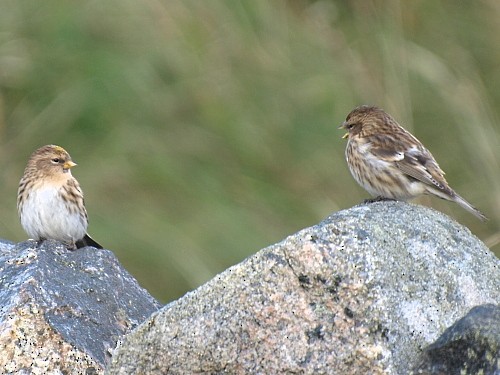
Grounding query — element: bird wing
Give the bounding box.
[371,145,450,193]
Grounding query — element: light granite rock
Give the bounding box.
[107,201,500,374]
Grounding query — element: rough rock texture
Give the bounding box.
[107,201,500,375]
[0,240,160,374]
[412,303,499,375]
[0,238,14,251]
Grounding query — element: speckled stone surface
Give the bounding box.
[412,303,499,375]
[108,201,500,375]
[0,240,160,373]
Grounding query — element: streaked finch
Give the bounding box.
[18,145,103,249]
[340,105,486,221]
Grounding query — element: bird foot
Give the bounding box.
[363,196,396,204]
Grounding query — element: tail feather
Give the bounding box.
[76,234,103,249]
[452,193,487,221]
[427,186,487,221]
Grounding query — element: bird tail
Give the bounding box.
[452,193,488,221]
[428,186,487,221]
[76,234,103,249]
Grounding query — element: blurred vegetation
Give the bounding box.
[0,0,499,303]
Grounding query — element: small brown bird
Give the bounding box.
[18,145,103,249]
[340,105,487,220]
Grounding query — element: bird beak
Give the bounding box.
[63,161,77,170]
[339,123,349,139]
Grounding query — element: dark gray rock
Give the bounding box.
[412,304,499,375]
[0,240,160,373]
[107,201,500,375]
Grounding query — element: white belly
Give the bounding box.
[20,186,87,243]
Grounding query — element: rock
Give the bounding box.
[412,303,499,375]
[0,238,14,250]
[107,201,500,375]
[0,240,160,374]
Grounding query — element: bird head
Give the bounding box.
[29,145,77,177]
[340,105,389,140]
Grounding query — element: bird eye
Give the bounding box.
[346,124,355,130]
[52,158,61,163]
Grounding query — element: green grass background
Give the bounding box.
[1,0,499,303]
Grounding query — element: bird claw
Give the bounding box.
[363,196,396,204]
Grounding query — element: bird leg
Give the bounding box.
[363,196,396,204]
